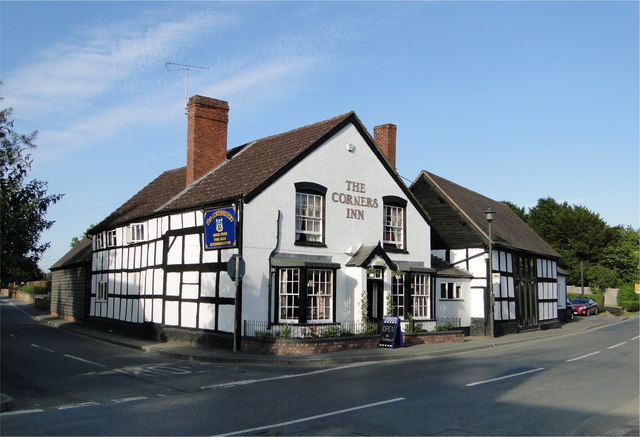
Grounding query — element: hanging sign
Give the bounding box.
[379,315,404,348]
[203,207,237,250]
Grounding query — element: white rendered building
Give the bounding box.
[87,96,434,347]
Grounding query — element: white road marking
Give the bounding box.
[0,409,44,416]
[201,362,374,390]
[608,342,627,349]
[63,354,106,368]
[631,335,640,341]
[57,401,100,410]
[111,396,148,403]
[30,343,54,353]
[566,351,601,362]
[218,397,406,436]
[466,368,545,387]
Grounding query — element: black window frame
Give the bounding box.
[382,195,407,252]
[294,182,327,247]
[275,266,337,324]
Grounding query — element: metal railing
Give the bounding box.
[244,320,379,340]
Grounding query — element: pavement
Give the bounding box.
[1,297,634,414]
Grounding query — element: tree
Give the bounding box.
[70,224,95,248]
[1,92,63,286]
[501,200,528,222]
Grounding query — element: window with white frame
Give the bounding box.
[391,274,405,318]
[295,192,323,243]
[96,281,108,302]
[278,267,334,323]
[306,269,333,322]
[279,268,300,321]
[95,233,105,250]
[382,196,406,250]
[128,223,146,244]
[106,230,117,247]
[412,274,430,318]
[440,282,461,300]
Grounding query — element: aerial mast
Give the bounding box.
[165,62,210,115]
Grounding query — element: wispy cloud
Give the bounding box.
[4,10,234,118]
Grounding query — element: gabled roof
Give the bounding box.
[50,237,93,270]
[411,171,559,259]
[92,111,391,233]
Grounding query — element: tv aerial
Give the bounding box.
[165,62,210,115]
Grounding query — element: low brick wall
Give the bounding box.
[242,330,464,355]
[242,336,379,355]
[402,330,464,345]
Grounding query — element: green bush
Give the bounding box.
[435,322,453,332]
[20,285,47,294]
[617,283,639,306]
[621,301,639,313]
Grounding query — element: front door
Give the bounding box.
[366,271,384,323]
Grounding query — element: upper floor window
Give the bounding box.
[383,196,407,251]
[128,223,146,244]
[95,233,105,250]
[106,230,118,247]
[295,182,326,245]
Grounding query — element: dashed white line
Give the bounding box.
[631,335,639,341]
[57,401,100,410]
[608,342,627,349]
[63,354,106,368]
[566,351,601,362]
[111,396,148,403]
[30,343,54,353]
[466,368,545,387]
[218,397,406,436]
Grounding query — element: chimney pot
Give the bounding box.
[374,123,397,169]
[186,95,229,185]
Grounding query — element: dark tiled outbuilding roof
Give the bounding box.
[411,171,559,259]
[50,237,93,270]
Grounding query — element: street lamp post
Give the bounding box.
[485,208,495,338]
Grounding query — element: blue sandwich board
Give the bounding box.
[379,316,404,348]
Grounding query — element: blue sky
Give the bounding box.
[1,1,638,271]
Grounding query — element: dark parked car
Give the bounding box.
[565,299,574,320]
[571,297,598,316]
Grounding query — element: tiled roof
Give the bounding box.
[411,171,559,258]
[92,167,187,232]
[91,112,356,232]
[166,111,356,210]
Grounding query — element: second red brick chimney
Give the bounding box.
[374,123,397,169]
[186,95,229,186]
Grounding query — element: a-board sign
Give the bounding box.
[203,207,237,250]
[379,315,404,348]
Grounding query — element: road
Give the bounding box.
[1,298,638,436]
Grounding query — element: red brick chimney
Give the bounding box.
[374,123,397,169]
[186,95,229,185]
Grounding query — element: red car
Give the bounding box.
[571,297,599,316]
